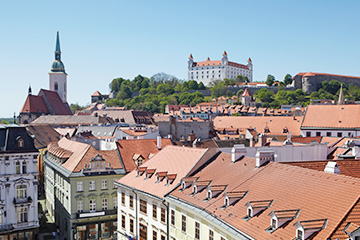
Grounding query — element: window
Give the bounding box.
[209,229,214,240]
[16,184,27,198]
[297,229,303,240]
[171,210,175,225]
[326,132,331,137]
[271,218,277,229]
[122,214,126,229]
[129,195,134,209]
[316,132,321,137]
[153,204,157,219]
[306,132,311,137]
[195,222,200,239]
[220,238,226,240]
[17,206,28,223]
[247,208,252,218]
[181,215,186,232]
[77,200,83,213]
[89,199,96,212]
[140,224,147,240]
[130,218,134,233]
[161,235,165,240]
[153,230,157,240]
[18,138,24,148]
[16,162,21,174]
[140,199,147,214]
[113,197,118,209]
[161,207,166,223]
[102,198,108,210]
[22,161,26,174]
[338,132,343,137]
[77,182,83,192]
[121,192,126,205]
[101,180,108,189]
[89,180,96,191]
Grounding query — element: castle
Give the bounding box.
[188,51,253,86]
[293,72,360,93]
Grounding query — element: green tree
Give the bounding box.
[236,75,248,83]
[254,88,274,103]
[117,85,132,100]
[266,74,275,87]
[321,80,343,95]
[188,80,199,90]
[284,74,293,86]
[70,103,86,113]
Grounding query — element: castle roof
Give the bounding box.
[295,72,360,79]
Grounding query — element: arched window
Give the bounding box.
[18,138,24,148]
[247,208,252,218]
[54,82,58,91]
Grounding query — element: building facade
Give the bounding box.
[44,138,127,240]
[0,125,39,240]
[188,51,253,86]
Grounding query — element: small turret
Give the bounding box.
[222,51,228,65]
[188,54,194,68]
[28,85,32,95]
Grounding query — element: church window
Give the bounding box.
[54,82,58,91]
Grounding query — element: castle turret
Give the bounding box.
[221,51,228,65]
[188,54,194,68]
[49,31,68,103]
[247,58,253,82]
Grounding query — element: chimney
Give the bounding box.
[324,161,341,174]
[231,144,246,163]
[255,148,275,168]
[258,133,267,147]
[157,135,162,150]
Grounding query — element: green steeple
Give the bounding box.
[51,31,65,73]
[55,31,61,61]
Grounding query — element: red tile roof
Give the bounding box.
[302,105,360,129]
[92,91,102,96]
[295,72,360,80]
[116,138,173,172]
[39,89,72,115]
[20,95,49,113]
[169,152,360,240]
[117,146,212,199]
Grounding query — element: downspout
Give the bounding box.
[162,199,169,240]
[132,189,138,240]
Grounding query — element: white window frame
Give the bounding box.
[77,181,83,192]
[101,180,108,190]
[77,200,83,213]
[89,199,96,212]
[113,197,118,209]
[16,184,27,199]
[102,198,108,210]
[17,206,28,223]
[89,180,96,191]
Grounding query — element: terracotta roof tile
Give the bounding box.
[169,152,360,239]
[20,95,49,113]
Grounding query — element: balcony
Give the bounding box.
[13,196,32,205]
[0,224,14,232]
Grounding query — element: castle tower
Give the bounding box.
[247,58,253,82]
[49,31,67,103]
[221,51,228,65]
[188,54,194,68]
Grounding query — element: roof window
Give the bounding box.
[180,177,198,191]
[156,171,167,183]
[294,219,327,240]
[205,185,227,201]
[145,168,156,180]
[137,167,147,177]
[166,174,177,186]
[191,180,211,196]
[222,191,247,209]
[243,200,273,221]
[266,209,300,233]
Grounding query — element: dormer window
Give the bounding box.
[156,172,167,183]
[180,177,198,191]
[271,218,277,229]
[243,200,273,221]
[283,127,289,133]
[17,137,24,148]
[191,180,211,196]
[145,169,156,179]
[294,219,327,240]
[137,167,147,177]
[166,174,177,186]
[222,191,247,209]
[264,126,270,133]
[266,209,300,233]
[297,229,303,240]
[206,185,227,201]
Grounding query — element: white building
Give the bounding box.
[188,51,253,86]
[0,125,39,239]
[114,146,218,240]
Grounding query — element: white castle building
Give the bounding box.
[188,51,253,86]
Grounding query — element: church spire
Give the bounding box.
[55,31,61,61]
[28,84,32,95]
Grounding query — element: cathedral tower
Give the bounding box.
[49,31,67,103]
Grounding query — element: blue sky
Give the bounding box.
[1,0,360,117]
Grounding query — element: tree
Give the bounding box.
[236,75,248,83]
[284,74,293,86]
[254,88,274,103]
[266,74,275,87]
[70,103,86,113]
[117,85,132,100]
[321,80,343,95]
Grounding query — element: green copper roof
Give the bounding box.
[55,31,61,53]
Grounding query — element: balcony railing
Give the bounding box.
[0,224,14,232]
[13,196,32,204]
